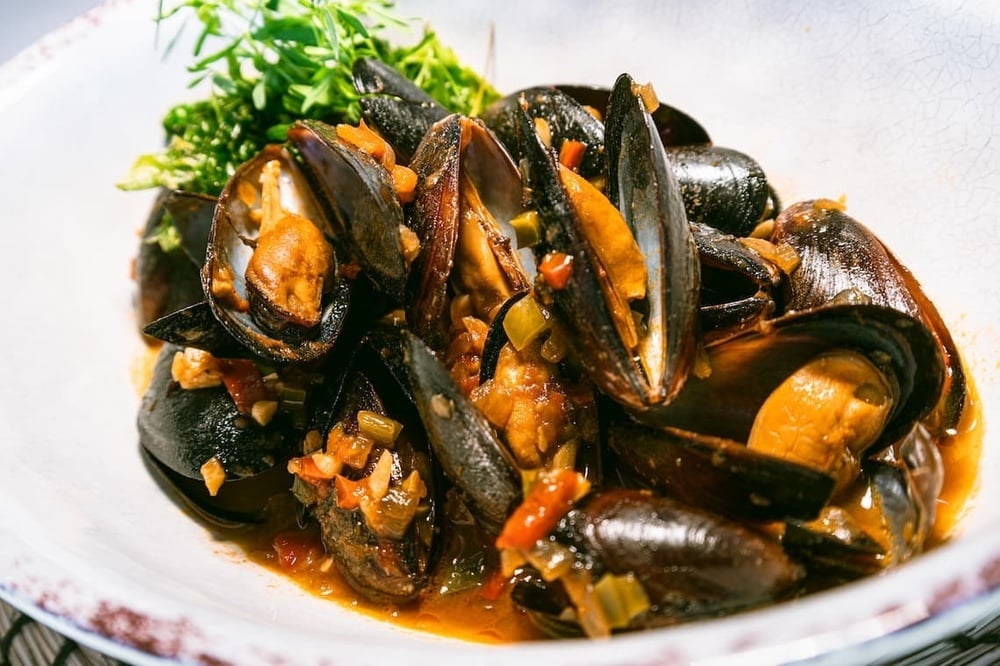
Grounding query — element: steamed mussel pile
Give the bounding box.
[135,58,969,638]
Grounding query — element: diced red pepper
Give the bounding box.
[496,469,581,550]
[218,359,268,415]
[558,139,587,171]
[287,455,332,484]
[538,252,574,290]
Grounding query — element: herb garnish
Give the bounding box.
[120,0,499,197]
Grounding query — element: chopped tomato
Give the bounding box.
[218,359,268,415]
[272,531,321,570]
[496,469,582,550]
[538,252,574,290]
[334,475,368,510]
[558,139,587,171]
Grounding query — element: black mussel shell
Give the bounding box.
[136,189,216,331]
[138,344,300,519]
[203,145,351,364]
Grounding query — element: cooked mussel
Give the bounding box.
[203,145,350,363]
[771,199,967,435]
[405,113,528,350]
[517,72,700,414]
[626,303,943,520]
[287,333,437,603]
[288,119,412,302]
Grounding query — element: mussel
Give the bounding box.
[516,72,700,414]
[610,303,944,521]
[404,113,528,349]
[287,330,437,603]
[771,200,967,435]
[511,489,804,637]
[138,343,311,523]
[202,145,350,363]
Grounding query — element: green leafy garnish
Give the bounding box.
[145,209,183,253]
[119,0,499,195]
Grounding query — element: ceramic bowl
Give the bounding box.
[1,1,998,663]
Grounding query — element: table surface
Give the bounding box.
[1,2,999,665]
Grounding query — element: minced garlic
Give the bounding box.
[171,348,224,389]
[200,456,226,496]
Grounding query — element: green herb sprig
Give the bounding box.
[120,0,499,196]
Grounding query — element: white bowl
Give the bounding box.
[1,1,998,664]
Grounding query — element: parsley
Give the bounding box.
[119,0,499,196]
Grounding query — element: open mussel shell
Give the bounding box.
[517,72,699,413]
[137,344,298,521]
[640,303,945,457]
[202,145,351,364]
[288,120,409,302]
[772,200,967,435]
[310,347,437,604]
[406,113,527,349]
[605,73,701,405]
[607,419,835,521]
[136,189,216,332]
